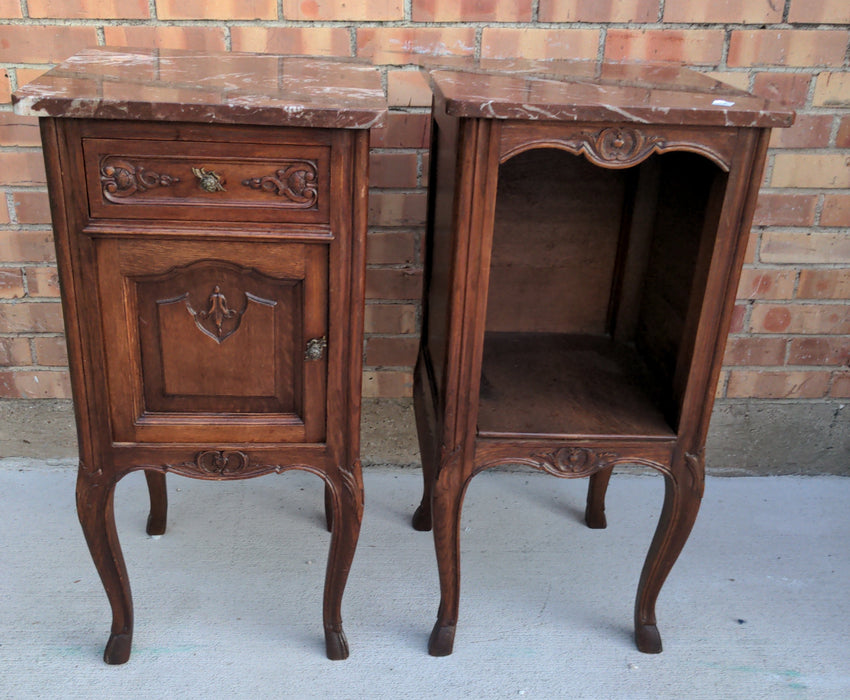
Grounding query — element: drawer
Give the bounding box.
[83,137,331,224]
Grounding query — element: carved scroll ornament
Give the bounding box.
[242,160,318,207]
[100,156,179,201]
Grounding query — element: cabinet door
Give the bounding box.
[95,237,327,444]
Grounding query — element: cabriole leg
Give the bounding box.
[428,465,466,657]
[585,466,613,529]
[144,470,167,536]
[76,468,133,665]
[322,468,363,660]
[634,454,703,653]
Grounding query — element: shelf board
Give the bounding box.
[477,332,675,441]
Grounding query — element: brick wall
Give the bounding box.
[0,1,848,408]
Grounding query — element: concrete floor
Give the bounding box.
[1,462,849,699]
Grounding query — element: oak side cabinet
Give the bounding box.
[411,59,793,656]
[13,48,386,664]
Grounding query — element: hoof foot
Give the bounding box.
[428,622,455,656]
[584,510,607,529]
[412,503,432,532]
[635,623,662,654]
[104,632,132,664]
[325,627,349,660]
[146,513,166,536]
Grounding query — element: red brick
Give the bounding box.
[723,336,787,366]
[750,303,850,334]
[0,0,23,17]
[768,115,834,149]
[0,301,65,332]
[12,191,51,225]
[230,27,351,56]
[364,336,418,367]
[25,266,61,297]
[369,152,419,189]
[286,0,402,20]
[751,72,811,108]
[813,72,850,108]
[357,28,476,65]
[605,29,724,64]
[787,337,850,366]
[797,269,850,300]
[413,0,531,22]
[367,232,417,265]
[665,0,782,23]
[0,152,46,186]
[0,113,41,147]
[371,113,431,149]
[103,26,227,51]
[0,25,97,63]
[0,268,24,299]
[727,30,849,67]
[753,193,817,227]
[726,369,830,398]
[736,268,796,300]
[0,369,71,398]
[0,337,30,366]
[368,192,427,227]
[482,28,600,61]
[387,70,432,108]
[821,196,850,227]
[830,372,850,397]
[0,197,8,224]
[366,268,423,300]
[1,69,10,104]
[789,0,850,24]
[33,336,68,366]
[761,231,850,264]
[362,369,412,398]
[364,303,417,334]
[838,117,850,148]
[771,154,850,189]
[540,0,656,21]
[28,0,149,18]
[156,0,275,19]
[0,231,56,263]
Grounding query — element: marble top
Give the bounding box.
[421,57,794,128]
[12,47,387,129]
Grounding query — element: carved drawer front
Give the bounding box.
[96,238,328,445]
[83,137,330,224]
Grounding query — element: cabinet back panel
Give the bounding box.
[486,148,627,334]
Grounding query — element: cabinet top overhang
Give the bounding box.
[421,57,794,128]
[12,47,387,130]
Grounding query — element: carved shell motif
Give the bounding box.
[532,447,619,478]
[582,127,665,168]
[195,450,249,476]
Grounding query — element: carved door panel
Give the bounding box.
[95,237,328,444]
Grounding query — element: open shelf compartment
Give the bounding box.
[478,146,727,441]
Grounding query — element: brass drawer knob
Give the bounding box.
[192,167,226,192]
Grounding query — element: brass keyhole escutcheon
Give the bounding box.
[305,336,327,361]
[192,167,226,192]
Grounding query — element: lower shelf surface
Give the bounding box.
[477,332,675,440]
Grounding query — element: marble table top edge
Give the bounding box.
[12,48,793,130]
